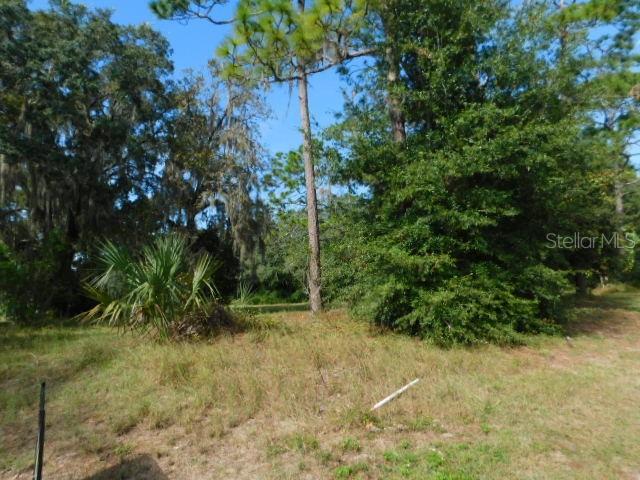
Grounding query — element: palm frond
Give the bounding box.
[80,234,221,338]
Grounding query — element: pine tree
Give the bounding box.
[152,0,373,312]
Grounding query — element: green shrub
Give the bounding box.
[323,102,599,345]
[396,276,537,345]
[0,233,74,324]
[80,234,225,339]
[345,257,571,346]
[340,437,361,453]
[0,241,25,321]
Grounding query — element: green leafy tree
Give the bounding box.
[0,0,269,319]
[554,0,640,274]
[160,66,269,286]
[0,0,173,318]
[322,0,628,344]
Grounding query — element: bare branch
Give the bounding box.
[263,47,378,83]
[185,8,235,25]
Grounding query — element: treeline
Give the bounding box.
[1,0,639,344]
[0,0,267,320]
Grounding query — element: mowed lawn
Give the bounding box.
[2,291,640,480]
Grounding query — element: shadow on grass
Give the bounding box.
[0,327,118,435]
[576,292,640,312]
[567,291,640,337]
[81,455,167,480]
[0,326,92,351]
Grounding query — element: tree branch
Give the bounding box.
[185,8,235,25]
[267,47,378,83]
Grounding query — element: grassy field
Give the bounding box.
[2,290,640,479]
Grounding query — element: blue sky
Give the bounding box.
[29,0,349,156]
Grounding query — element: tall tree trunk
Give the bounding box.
[386,45,406,143]
[381,1,406,143]
[0,153,6,205]
[557,0,568,55]
[297,67,323,313]
[614,169,625,258]
[615,177,624,218]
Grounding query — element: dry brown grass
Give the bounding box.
[2,293,640,479]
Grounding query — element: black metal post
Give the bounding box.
[33,382,45,480]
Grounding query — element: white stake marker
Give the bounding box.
[371,378,420,411]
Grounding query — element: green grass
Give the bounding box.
[340,437,361,453]
[2,292,640,479]
[375,441,510,479]
[582,283,640,312]
[334,461,369,479]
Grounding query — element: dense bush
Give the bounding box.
[0,233,80,323]
[308,0,635,345]
[328,109,603,344]
[0,241,26,321]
